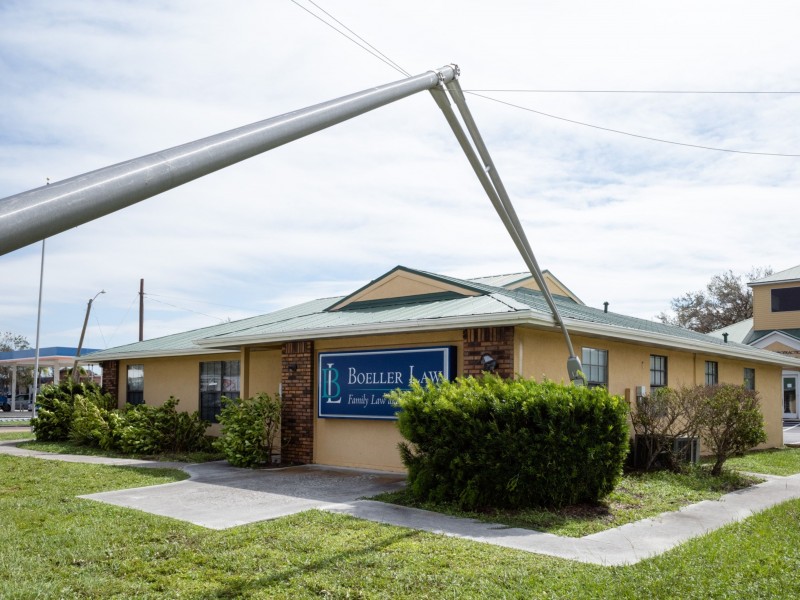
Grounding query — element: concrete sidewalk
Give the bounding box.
[4,439,800,566]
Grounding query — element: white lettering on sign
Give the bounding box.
[408,365,444,384]
[347,367,403,386]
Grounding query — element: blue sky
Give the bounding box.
[1,0,799,351]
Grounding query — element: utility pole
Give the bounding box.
[139,278,144,342]
[73,290,105,382]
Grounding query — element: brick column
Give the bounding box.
[101,360,119,405]
[462,326,514,378]
[281,341,314,465]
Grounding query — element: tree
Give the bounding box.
[697,384,767,476]
[658,267,773,333]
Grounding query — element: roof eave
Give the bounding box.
[193,311,800,368]
[76,347,235,362]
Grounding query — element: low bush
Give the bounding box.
[698,384,767,475]
[630,386,703,471]
[32,380,114,442]
[70,395,119,449]
[216,392,281,468]
[391,375,630,510]
[117,397,210,455]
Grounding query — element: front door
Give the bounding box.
[784,375,799,419]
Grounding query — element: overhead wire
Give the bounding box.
[466,92,800,157]
[463,89,800,94]
[144,295,228,323]
[289,0,409,78]
[290,1,800,157]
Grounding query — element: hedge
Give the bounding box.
[390,375,630,509]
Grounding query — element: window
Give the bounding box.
[126,364,144,405]
[744,368,756,391]
[200,360,240,421]
[582,347,608,388]
[705,361,719,386]
[650,355,667,390]
[771,287,800,312]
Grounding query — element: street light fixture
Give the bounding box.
[72,290,105,383]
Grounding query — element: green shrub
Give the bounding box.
[391,375,630,510]
[70,395,116,448]
[32,380,114,442]
[117,397,210,455]
[698,384,767,475]
[216,392,281,468]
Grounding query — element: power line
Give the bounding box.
[144,296,228,323]
[290,1,800,157]
[289,0,409,78]
[463,89,800,94]
[467,92,800,157]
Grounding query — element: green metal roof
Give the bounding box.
[86,266,800,368]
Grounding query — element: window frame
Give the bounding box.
[705,361,719,386]
[650,354,668,390]
[581,347,609,389]
[743,368,756,391]
[126,364,144,405]
[771,286,800,313]
[199,360,240,422]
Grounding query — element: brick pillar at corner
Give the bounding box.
[318,346,456,420]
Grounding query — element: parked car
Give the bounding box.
[0,394,31,411]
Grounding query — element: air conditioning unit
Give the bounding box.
[632,435,700,468]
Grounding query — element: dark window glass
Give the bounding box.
[771,287,800,312]
[581,348,608,388]
[650,355,667,389]
[705,361,719,386]
[127,364,144,405]
[744,368,755,391]
[200,360,240,421]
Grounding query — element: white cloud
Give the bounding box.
[1,0,799,350]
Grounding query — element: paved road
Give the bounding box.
[784,420,800,446]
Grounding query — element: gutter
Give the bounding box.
[192,310,800,370]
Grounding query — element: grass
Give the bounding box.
[713,446,800,476]
[374,467,760,537]
[17,439,224,463]
[1,453,800,598]
[0,431,34,441]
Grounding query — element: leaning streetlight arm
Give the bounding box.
[430,80,582,383]
[0,66,458,256]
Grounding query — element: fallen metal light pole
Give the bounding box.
[0,66,457,255]
[0,63,582,382]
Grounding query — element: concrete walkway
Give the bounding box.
[3,438,800,566]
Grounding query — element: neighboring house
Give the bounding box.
[710,265,800,419]
[86,266,800,471]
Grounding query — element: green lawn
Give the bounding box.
[1,454,799,598]
[0,431,34,441]
[718,447,800,476]
[375,467,760,537]
[17,439,224,463]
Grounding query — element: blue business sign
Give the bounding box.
[318,346,456,420]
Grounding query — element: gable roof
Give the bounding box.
[327,266,485,311]
[708,318,754,344]
[85,266,800,369]
[469,269,584,304]
[749,265,800,287]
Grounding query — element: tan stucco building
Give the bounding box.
[710,265,800,419]
[87,266,800,472]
